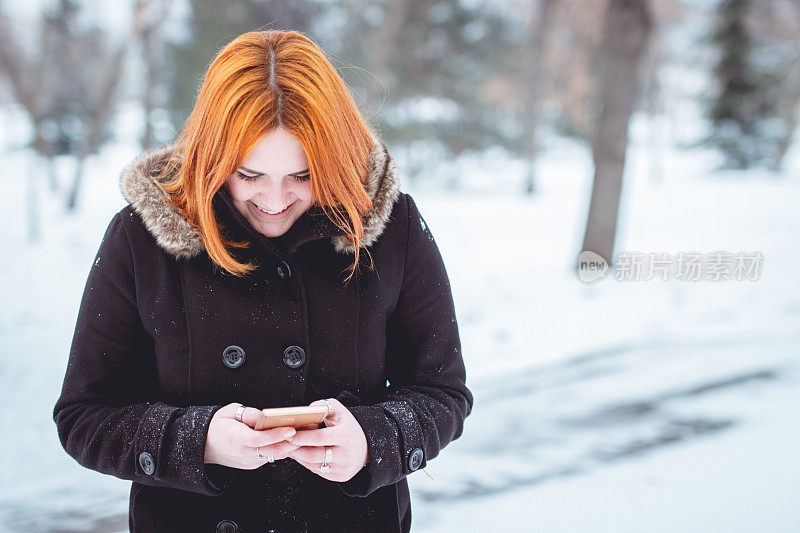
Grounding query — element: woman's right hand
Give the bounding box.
[204,403,301,470]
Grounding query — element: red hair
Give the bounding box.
[157,30,375,280]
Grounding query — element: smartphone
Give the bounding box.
[254,405,329,431]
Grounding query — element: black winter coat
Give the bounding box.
[52,137,473,533]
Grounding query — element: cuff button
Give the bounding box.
[408,447,424,471]
[138,451,155,475]
[217,519,239,533]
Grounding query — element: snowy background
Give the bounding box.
[0,107,798,531]
[1,0,800,530]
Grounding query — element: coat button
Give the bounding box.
[216,519,239,533]
[408,447,424,471]
[277,260,292,279]
[222,345,246,368]
[282,345,306,369]
[138,451,155,475]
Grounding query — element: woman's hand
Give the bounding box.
[204,403,301,470]
[286,398,369,482]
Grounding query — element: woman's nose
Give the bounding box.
[258,179,290,206]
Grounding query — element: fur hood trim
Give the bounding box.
[118,132,401,260]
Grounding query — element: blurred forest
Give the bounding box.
[1,0,798,265]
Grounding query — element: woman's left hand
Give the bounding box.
[286,398,369,482]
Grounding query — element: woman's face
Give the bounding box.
[225,126,314,238]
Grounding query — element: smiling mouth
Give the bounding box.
[250,200,294,217]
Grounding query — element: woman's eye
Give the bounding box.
[236,170,309,181]
[236,170,259,181]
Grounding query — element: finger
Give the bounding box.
[309,398,343,424]
[218,402,250,421]
[293,457,348,482]
[235,425,297,447]
[252,440,301,458]
[239,406,268,428]
[287,426,340,447]
[221,403,265,429]
[289,444,338,464]
[293,456,338,476]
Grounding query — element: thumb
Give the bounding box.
[309,398,341,425]
[217,402,261,429]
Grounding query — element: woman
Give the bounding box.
[52,29,473,533]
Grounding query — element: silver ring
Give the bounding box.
[323,399,333,416]
[235,405,246,423]
[319,446,332,473]
[267,455,275,463]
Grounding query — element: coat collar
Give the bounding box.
[118,132,401,259]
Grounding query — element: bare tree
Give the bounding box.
[351,0,413,119]
[0,4,62,241]
[579,0,653,270]
[522,0,557,195]
[765,0,800,171]
[0,0,165,235]
[66,0,166,210]
[769,52,800,171]
[140,1,173,150]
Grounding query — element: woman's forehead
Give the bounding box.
[241,127,308,175]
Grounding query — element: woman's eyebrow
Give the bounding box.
[238,166,310,176]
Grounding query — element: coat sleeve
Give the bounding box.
[337,193,474,497]
[52,209,239,496]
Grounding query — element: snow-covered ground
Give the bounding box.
[0,120,798,531]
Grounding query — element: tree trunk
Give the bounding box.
[768,56,800,172]
[579,0,652,272]
[26,153,41,243]
[644,22,664,186]
[141,23,157,151]
[66,0,159,211]
[523,0,557,196]
[362,0,412,118]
